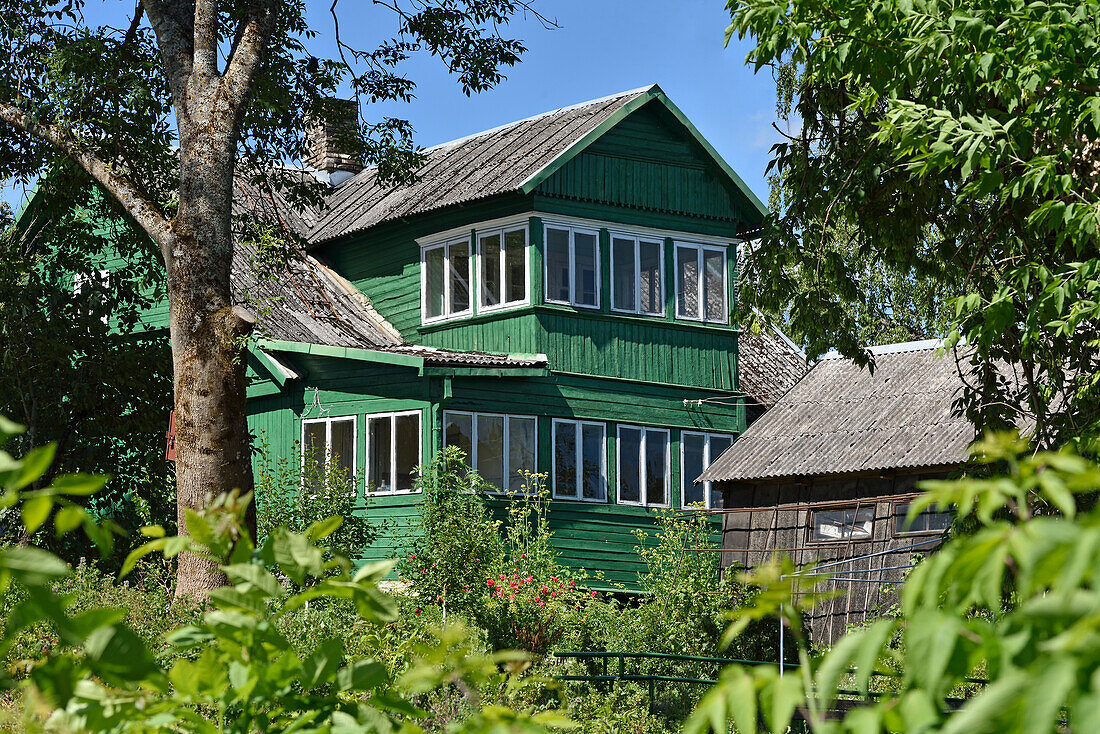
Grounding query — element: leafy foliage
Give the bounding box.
[728,0,1100,446]
[687,434,1100,733]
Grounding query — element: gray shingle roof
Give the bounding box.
[307,87,652,243]
[738,324,807,408]
[700,342,978,484]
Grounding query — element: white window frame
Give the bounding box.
[420,237,474,324]
[609,232,664,316]
[442,411,538,494]
[615,425,671,508]
[365,410,422,495]
[810,506,875,543]
[476,224,530,313]
[679,431,734,509]
[674,241,728,324]
[543,223,601,309]
[551,418,607,502]
[74,269,111,325]
[300,415,358,492]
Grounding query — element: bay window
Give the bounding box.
[422,237,472,322]
[366,411,421,494]
[675,242,727,323]
[681,432,734,509]
[611,234,663,315]
[552,419,606,501]
[617,425,670,507]
[302,416,356,492]
[443,411,537,493]
[545,224,599,308]
[478,225,528,310]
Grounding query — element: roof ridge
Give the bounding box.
[418,85,656,154]
[820,338,946,360]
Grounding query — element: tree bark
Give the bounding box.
[168,73,256,598]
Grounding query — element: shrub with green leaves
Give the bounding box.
[688,433,1100,733]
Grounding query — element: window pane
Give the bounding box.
[444,412,473,466]
[612,237,636,311]
[574,231,598,306]
[504,228,526,304]
[813,508,874,541]
[476,415,505,490]
[508,417,536,493]
[682,434,705,506]
[368,416,392,492]
[479,233,501,307]
[394,413,419,491]
[425,247,445,319]
[703,249,726,322]
[707,435,733,509]
[639,240,662,314]
[554,422,577,498]
[618,427,641,504]
[581,423,604,500]
[449,240,470,314]
[545,228,571,302]
[895,503,952,534]
[645,430,668,506]
[303,422,327,492]
[330,419,355,488]
[676,246,699,318]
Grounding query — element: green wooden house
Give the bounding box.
[28,85,807,587]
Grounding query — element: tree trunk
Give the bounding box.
[169,93,255,598]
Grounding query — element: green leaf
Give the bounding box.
[223,563,282,597]
[47,473,108,497]
[84,625,160,684]
[140,524,166,538]
[0,546,70,581]
[352,558,396,584]
[336,659,388,691]
[724,666,757,734]
[300,637,345,690]
[184,508,214,547]
[21,494,53,534]
[54,505,86,536]
[11,443,57,490]
[306,515,343,542]
[119,537,169,578]
[271,529,324,585]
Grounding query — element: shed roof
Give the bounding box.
[738,323,808,408]
[307,84,766,243]
[699,341,978,484]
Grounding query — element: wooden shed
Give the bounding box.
[698,340,974,642]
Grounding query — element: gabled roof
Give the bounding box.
[738,322,807,408]
[699,341,978,484]
[307,85,767,243]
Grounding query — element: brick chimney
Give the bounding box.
[304,98,363,182]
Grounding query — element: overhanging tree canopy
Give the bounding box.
[0,0,550,594]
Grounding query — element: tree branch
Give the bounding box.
[221,0,278,115]
[193,0,219,77]
[140,0,194,100]
[0,102,173,263]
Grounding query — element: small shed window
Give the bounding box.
[812,507,874,542]
[894,502,952,535]
[681,432,734,509]
[611,234,663,315]
[301,416,356,493]
[478,226,528,311]
[617,425,670,507]
[443,411,537,493]
[366,411,421,494]
[422,237,472,322]
[552,419,606,501]
[544,224,599,308]
[675,242,727,323]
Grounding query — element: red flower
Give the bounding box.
[590,590,597,597]
[487,579,495,587]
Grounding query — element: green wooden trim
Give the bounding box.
[549,369,745,396]
[531,196,742,238]
[519,88,658,194]
[469,227,478,317]
[663,237,676,323]
[256,339,424,368]
[249,347,298,388]
[530,216,544,307]
[599,228,611,315]
[418,304,536,333]
[533,303,738,334]
[419,366,550,378]
[519,84,767,222]
[247,381,282,399]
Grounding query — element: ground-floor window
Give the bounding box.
[366,411,421,494]
[616,425,670,507]
[811,506,874,542]
[443,411,537,493]
[552,419,606,502]
[893,502,952,535]
[301,416,356,492]
[680,432,734,509]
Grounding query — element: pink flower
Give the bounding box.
[590,590,597,597]
[539,601,546,607]
[510,594,516,599]
[550,591,556,597]
[521,554,526,559]
[408,555,415,560]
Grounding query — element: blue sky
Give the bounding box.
[3,1,784,212]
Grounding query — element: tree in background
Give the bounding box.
[0,0,551,594]
[0,175,173,558]
[729,0,1100,447]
